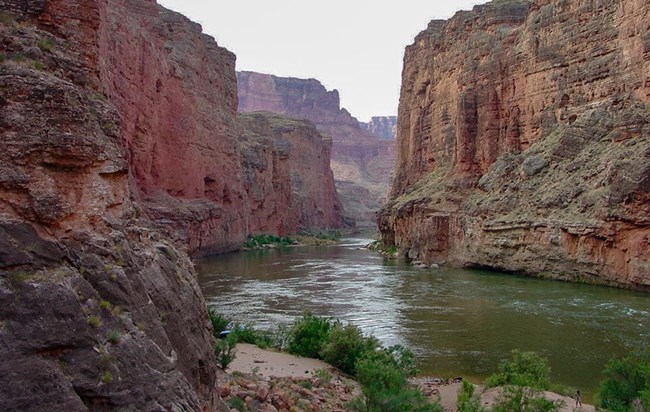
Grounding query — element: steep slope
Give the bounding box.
[0,4,219,410]
[239,112,344,233]
[379,0,650,289]
[237,71,396,227]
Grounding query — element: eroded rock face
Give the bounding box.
[361,116,397,140]
[237,71,396,227]
[0,7,218,410]
[239,112,344,233]
[379,0,650,289]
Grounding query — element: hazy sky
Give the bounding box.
[157,1,484,122]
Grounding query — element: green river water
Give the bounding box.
[196,237,649,402]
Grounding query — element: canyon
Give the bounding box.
[379,0,650,289]
[0,0,342,410]
[237,71,396,227]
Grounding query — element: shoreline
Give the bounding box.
[225,343,595,412]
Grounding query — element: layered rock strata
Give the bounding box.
[237,71,396,227]
[0,5,218,410]
[379,0,650,289]
[239,112,344,234]
[361,116,398,140]
[0,0,343,410]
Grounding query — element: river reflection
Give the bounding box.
[196,238,650,400]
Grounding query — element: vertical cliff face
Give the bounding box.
[96,2,246,256]
[361,116,398,140]
[380,0,650,289]
[239,112,344,233]
[237,71,396,227]
[0,2,219,410]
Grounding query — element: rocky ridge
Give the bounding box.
[237,71,396,227]
[379,0,650,289]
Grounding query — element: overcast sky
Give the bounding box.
[157,1,485,122]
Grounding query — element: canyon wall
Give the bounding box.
[239,112,344,234]
[237,71,396,227]
[0,0,343,410]
[379,0,650,289]
[361,116,397,139]
[0,2,220,410]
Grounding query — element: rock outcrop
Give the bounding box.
[237,71,396,227]
[0,3,219,410]
[379,0,650,289]
[239,112,344,234]
[361,116,398,139]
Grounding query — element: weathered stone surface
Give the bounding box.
[237,71,396,227]
[380,0,650,289]
[0,12,219,411]
[239,112,344,234]
[361,116,398,140]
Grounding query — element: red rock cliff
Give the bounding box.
[237,71,396,227]
[379,0,650,289]
[239,112,344,233]
[0,1,220,410]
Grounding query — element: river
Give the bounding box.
[196,237,650,401]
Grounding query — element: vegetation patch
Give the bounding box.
[598,350,650,411]
[244,234,295,249]
[37,38,54,52]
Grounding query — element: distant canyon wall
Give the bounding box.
[361,116,397,140]
[379,0,650,289]
[237,71,396,227]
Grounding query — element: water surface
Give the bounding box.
[196,238,650,400]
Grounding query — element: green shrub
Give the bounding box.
[485,350,551,390]
[320,323,378,375]
[230,323,273,348]
[0,54,5,64]
[598,350,650,411]
[457,380,484,412]
[215,334,237,369]
[313,368,333,382]
[37,38,54,52]
[207,307,230,338]
[491,386,564,412]
[32,60,45,71]
[101,371,113,384]
[227,397,246,412]
[288,312,333,358]
[244,234,294,248]
[355,355,441,412]
[106,330,121,344]
[87,315,102,328]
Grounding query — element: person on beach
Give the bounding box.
[575,389,582,408]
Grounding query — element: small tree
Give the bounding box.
[599,351,650,411]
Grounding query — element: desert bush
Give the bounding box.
[207,307,230,338]
[355,355,441,412]
[485,350,551,390]
[230,323,273,349]
[244,234,294,248]
[215,334,237,369]
[320,322,378,375]
[491,386,564,412]
[598,350,650,411]
[288,312,334,358]
[457,380,484,412]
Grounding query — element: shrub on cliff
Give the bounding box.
[288,312,334,358]
[485,350,551,390]
[598,350,650,411]
[207,307,230,338]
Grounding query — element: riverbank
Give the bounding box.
[220,344,595,412]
